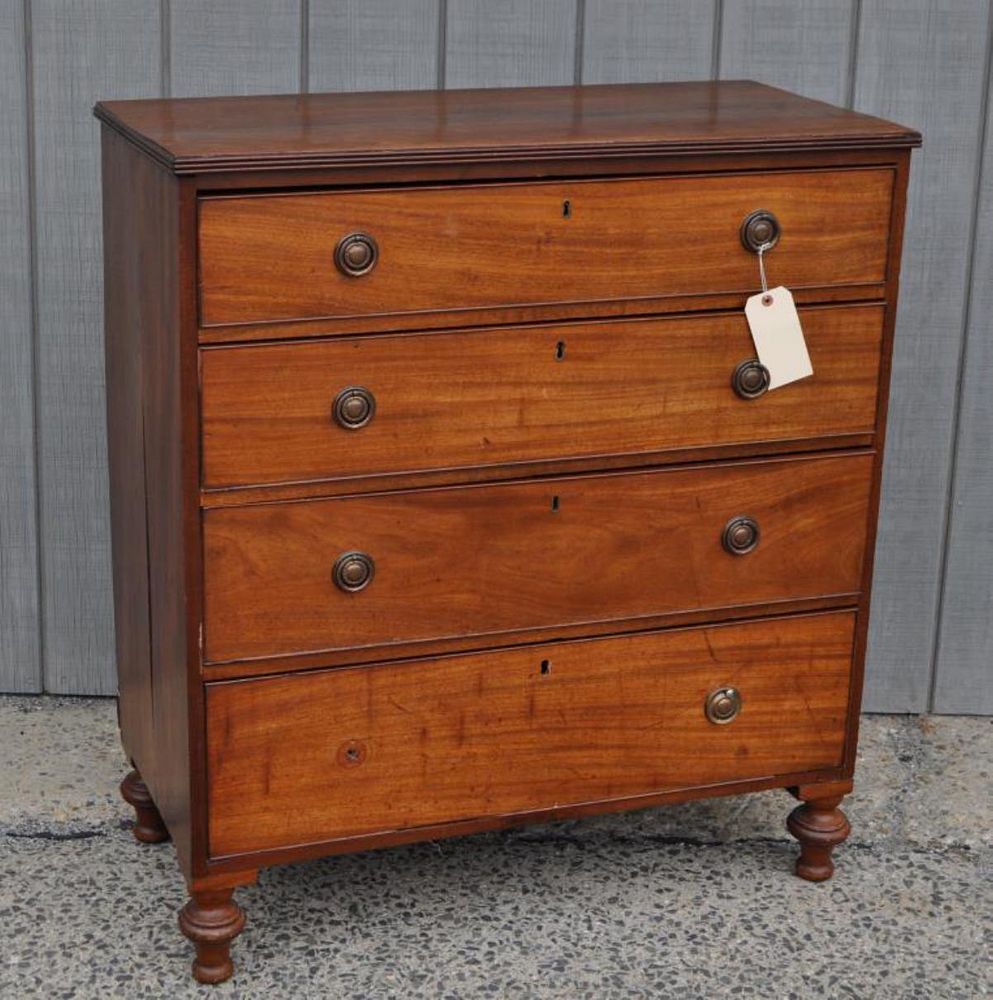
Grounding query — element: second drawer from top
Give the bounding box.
[201,304,884,490]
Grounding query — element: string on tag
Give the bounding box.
[756,241,773,294]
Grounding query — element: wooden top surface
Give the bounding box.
[94,81,920,175]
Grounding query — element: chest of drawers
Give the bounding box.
[96,81,918,983]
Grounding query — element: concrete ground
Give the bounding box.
[0,697,990,1000]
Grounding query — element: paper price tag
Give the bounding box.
[744,286,813,390]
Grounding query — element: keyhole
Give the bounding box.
[562,200,571,218]
[540,659,552,676]
[551,495,560,512]
[555,341,566,361]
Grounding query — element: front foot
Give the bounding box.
[179,887,247,984]
[787,782,852,881]
[120,769,170,843]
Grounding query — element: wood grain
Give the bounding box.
[201,596,860,683]
[308,0,440,93]
[0,0,40,692]
[32,0,161,694]
[200,304,884,489]
[719,0,856,105]
[202,453,872,663]
[842,151,913,773]
[197,273,889,346]
[94,75,921,964]
[169,0,301,98]
[206,611,854,856]
[102,129,151,777]
[198,169,893,327]
[445,0,577,89]
[854,0,990,712]
[581,1,717,83]
[101,126,194,874]
[93,80,920,176]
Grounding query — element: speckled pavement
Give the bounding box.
[1,697,990,999]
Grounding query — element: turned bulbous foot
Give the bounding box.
[787,792,851,881]
[120,769,170,844]
[179,888,247,984]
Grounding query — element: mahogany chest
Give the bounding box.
[95,81,919,983]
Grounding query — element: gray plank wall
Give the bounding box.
[0,1,990,712]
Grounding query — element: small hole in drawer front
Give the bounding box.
[555,340,566,361]
[337,740,367,767]
[540,659,552,676]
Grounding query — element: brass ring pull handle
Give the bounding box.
[731,359,771,400]
[722,516,760,555]
[333,386,376,429]
[334,232,378,276]
[705,687,742,725]
[740,210,781,252]
[333,551,375,593]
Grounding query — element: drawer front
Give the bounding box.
[201,305,883,489]
[206,611,853,856]
[202,453,871,663]
[198,170,893,327]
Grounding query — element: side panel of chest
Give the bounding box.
[201,305,884,490]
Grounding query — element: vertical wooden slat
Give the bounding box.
[31,0,160,695]
[719,0,855,104]
[169,0,301,98]
[445,0,577,89]
[308,0,439,92]
[0,0,41,691]
[581,0,717,83]
[853,1,991,712]
[933,13,993,715]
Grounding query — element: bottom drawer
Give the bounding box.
[206,611,854,858]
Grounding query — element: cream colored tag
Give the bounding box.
[744,286,813,390]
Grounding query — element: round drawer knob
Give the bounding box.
[333,386,376,429]
[705,687,742,725]
[722,516,760,555]
[333,551,375,592]
[740,209,781,252]
[732,359,771,400]
[334,232,378,276]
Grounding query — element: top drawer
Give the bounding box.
[198,169,894,329]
